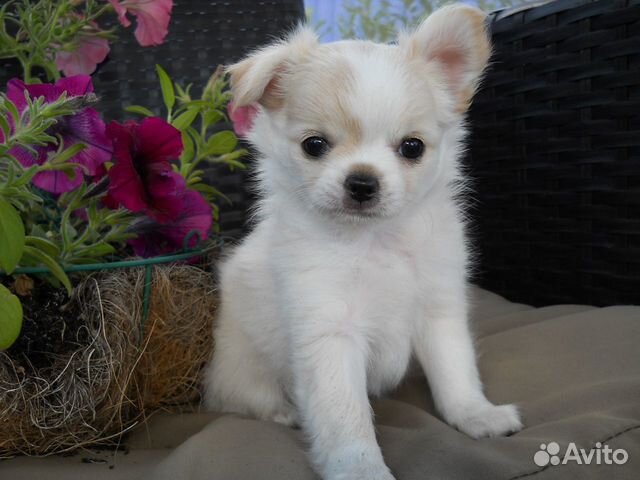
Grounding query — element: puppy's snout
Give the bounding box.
[344,173,380,203]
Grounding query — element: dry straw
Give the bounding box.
[0,263,217,457]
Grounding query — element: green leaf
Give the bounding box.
[12,166,39,187]
[125,105,155,117]
[49,142,86,165]
[172,108,199,131]
[175,83,189,101]
[179,100,212,109]
[192,183,231,204]
[0,198,26,274]
[0,284,22,351]
[61,220,78,246]
[4,97,20,125]
[0,114,10,140]
[215,148,248,167]
[77,242,116,259]
[22,246,72,294]
[180,131,195,162]
[25,235,61,257]
[156,64,175,111]
[202,109,224,126]
[222,158,246,170]
[206,131,237,155]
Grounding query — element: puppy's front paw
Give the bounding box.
[323,444,396,480]
[330,464,396,480]
[449,402,522,439]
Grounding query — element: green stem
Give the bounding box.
[16,53,33,82]
[85,3,113,23]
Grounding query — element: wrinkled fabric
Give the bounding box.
[1,287,638,479]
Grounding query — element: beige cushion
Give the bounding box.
[2,287,639,479]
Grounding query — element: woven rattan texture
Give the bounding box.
[467,0,640,306]
[1,0,304,239]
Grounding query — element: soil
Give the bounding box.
[6,280,85,372]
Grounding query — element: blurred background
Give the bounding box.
[305,0,529,42]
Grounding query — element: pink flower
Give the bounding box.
[55,30,110,76]
[128,189,212,257]
[5,76,112,193]
[104,117,185,223]
[227,101,258,137]
[109,0,173,47]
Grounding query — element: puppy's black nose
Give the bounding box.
[344,173,380,203]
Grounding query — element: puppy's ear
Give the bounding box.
[403,5,491,111]
[226,26,318,110]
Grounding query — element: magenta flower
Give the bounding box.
[6,76,112,193]
[104,117,186,223]
[55,27,110,76]
[227,101,258,137]
[108,0,173,47]
[128,189,212,257]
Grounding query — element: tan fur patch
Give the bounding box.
[455,86,476,113]
[405,5,491,113]
[286,49,362,146]
[348,163,381,177]
[455,8,491,110]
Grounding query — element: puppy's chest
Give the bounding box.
[335,238,419,324]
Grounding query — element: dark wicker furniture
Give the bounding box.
[467,0,640,306]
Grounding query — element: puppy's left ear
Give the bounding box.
[226,26,318,110]
[403,4,491,111]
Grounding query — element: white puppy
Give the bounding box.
[203,5,522,479]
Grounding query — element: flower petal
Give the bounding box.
[128,234,172,257]
[160,189,212,247]
[6,79,30,112]
[55,36,110,77]
[55,75,94,96]
[128,189,212,258]
[104,118,188,223]
[136,117,183,163]
[129,0,173,46]
[145,168,185,223]
[64,108,112,175]
[22,83,63,104]
[10,144,84,194]
[8,145,42,168]
[104,121,148,212]
[108,0,132,27]
[32,169,84,194]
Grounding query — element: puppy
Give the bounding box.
[203,5,522,479]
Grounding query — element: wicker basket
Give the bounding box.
[0,252,219,457]
[466,0,640,306]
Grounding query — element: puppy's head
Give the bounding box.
[228,4,491,222]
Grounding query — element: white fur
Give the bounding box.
[203,5,522,480]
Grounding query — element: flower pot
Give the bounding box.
[0,246,219,457]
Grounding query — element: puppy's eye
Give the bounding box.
[302,136,330,158]
[398,138,425,161]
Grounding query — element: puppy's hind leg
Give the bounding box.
[202,316,297,427]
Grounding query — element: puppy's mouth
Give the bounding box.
[340,198,383,219]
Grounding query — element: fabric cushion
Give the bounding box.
[2,287,638,479]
